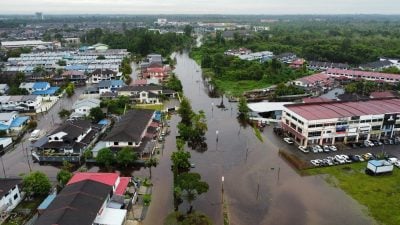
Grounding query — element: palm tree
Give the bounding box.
[145,157,158,179]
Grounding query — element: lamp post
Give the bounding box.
[221,176,224,202]
[216,130,219,142]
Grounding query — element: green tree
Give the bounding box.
[96,148,115,168]
[56,169,72,187]
[65,82,75,97]
[178,97,193,126]
[165,74,183,92]
[184,25,193,37]
[176,172,209,214]
[116,147,137,167]
[171,150,191,175]
[190,110,208,144]
[23,171,52,197]
[58,109,71,119]
[145,157,158,179]
[57,60,66,66]
[238,97,249,119]
[89,107,105,122]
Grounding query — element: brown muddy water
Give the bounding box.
[140,52,376,225]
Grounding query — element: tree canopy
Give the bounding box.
[23,171,52,197]
[96,148,115,168]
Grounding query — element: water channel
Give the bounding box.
[142,51,376,225]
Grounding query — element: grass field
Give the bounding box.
[306,163,400,225]
[214,79,271,96]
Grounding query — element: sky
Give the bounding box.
[1,0,400,15]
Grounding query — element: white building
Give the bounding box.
[0,179,23,212]
[72,98,101,117]
[281,98,400,147]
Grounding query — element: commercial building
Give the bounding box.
[281,98,400,147]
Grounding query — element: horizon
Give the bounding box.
[1,0,400,15]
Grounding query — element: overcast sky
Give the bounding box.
[1,0,399,14]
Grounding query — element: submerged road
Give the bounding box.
[143,52,376,225]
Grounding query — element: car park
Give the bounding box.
[355,155,364,162]
[283,137,294,144]
[334,155,346,164]
[298,146,309,153]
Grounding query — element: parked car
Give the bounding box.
[329,145,337,151]
[362,153,373,160]
[323,145,330,153]
[315,145,323,153]
[310,160,320,166]
[383,139,390,145]
[334,155,346,164]
[394,161,400,168]
[298,146,309,153]
[387,157,398,165]
[364,140,374,147]
[283,137,294,144]
[311,146,319,153]
[355,155,364,162]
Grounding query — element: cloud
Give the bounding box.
[0,0,398,14]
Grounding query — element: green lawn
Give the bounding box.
[134,104,165,111]
[214,79,271,97]
[306,163,400,225]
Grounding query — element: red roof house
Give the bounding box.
[67,172,130,196]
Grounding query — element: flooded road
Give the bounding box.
[149,52,376,225]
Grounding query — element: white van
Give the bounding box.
[29,129,43,142]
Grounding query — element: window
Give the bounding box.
[114,142,119,146]
[13,194,18,200]
[297,127,303,133]
[372,125,381,130]
[128,142,133,145]
[308,131,322,137]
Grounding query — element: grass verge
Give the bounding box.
[305,162,400,225]
[253,126,264,142]
[134,104,165,111]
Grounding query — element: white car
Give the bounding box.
[323,145,330,152]
[298,146,309,153]
[394,161,400,168]
[334,155,346,164]
[364,140,374,147]
[310,160,320,166]
[387,157,398,165]
[312,146,319,153]
[329,145,337,151]
[315,145,323,153]
[283,138,294,144]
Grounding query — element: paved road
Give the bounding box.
[0,87,85,181]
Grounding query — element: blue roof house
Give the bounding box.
[97,80,125,94]
[20,82,60,96]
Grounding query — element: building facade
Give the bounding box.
[281,98,400,147]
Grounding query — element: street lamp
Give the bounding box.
[211,102,214,118]
[216,130,219,142]
[221,176,224,202]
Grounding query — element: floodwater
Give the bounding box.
[142,52,377,225]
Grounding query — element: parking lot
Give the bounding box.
[282,139,400,168]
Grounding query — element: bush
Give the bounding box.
[143,194,152,206]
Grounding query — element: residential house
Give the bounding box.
[307,61,350,71]
[117,85,176,104]
[88,69,122,84]
[275,52,297,64]
[34,179,127,225]
[58,70,87,86]
[292,73,333,88]
[0,138,12,149]
[0,84,9,95]
[72,98,101,118]
[0,95,42,112]
[0,179,22,212]
[237,51,274,62]
[0,111,30,134]
[359,60,394,71]
[139,54,163,72]
[32,120,101,163]
[290,58,306,69]
[222,30,252,40]
[67,172,130,196]
[103,110,155,148]
[19,82,59,96]
[98,80,125,94]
